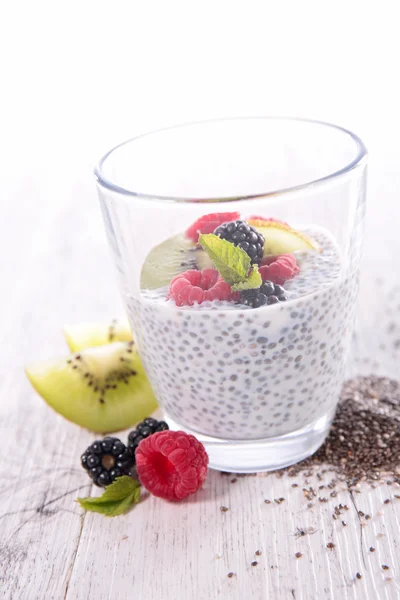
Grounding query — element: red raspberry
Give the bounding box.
[186,212,240,242]
[169,269,232,306]
[229,290,241,302]
[136,430,209,500]
[259,254,300,285]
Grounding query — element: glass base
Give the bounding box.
[165,408,335,473]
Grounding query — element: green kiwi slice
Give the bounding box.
[63,319,132,352]
[140,233,213,290]
[25,342,157,433]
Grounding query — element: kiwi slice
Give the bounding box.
[25,342,157,433]
[64,319,132,352]
[248,219,321,255]
[140,233,213,290]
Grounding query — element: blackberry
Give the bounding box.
[128,418,169,453]
[214,220,265,264]
[240,280,288,308]
[81,437,134,487]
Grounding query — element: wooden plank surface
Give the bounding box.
[3,3,400,597]
[0,163,399,600]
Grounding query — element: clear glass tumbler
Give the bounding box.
[95,117,367,473]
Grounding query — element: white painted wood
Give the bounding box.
[1,168,399,600]
[64,472,400,600]
[2,4,400,597]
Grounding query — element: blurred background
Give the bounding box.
[1,0,399,375]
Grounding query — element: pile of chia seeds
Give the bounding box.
[282,375,400,487]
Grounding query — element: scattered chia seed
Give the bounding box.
[264,499,271,504]
[220,506,229,512]
[370,547,375,552]
[227,572,235,578]
[295,552,302,558]
[255,550,262,556]
[327,542,335,549]
[382,565,389,570]
[231,478,237,484]
[356,572,362,580]
[279,376,400,488]
[383,499,391,504]
[251,561,258,567]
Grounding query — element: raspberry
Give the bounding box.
[135,430,209,500]
[259,254,300,285]
[169,269,232,306]
[186,212,240,243]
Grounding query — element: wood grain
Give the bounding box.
[1,167,400,600]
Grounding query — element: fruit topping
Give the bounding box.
[81,437,135,487]
[186,212,240,243]
[135,430,209,500]
[168,268,232,306]
[240,280,288,308]
[128,418,169,454]
[63,319,132,352]
[25,342,157,433]
[248,216,289,227]
[259,253,300,285]
[214,220,265,264]
[140,234,196,290]
[247,218,320,255]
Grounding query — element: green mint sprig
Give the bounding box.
[198,233,261,290]
[231,265,262,291]
[77,476,140,517]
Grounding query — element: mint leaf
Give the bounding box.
[198,234,251,285]
[77,476,140,517]
[231,266,262,292]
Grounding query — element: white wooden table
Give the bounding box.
[1,161,400,600]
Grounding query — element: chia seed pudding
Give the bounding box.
[127,217,358,441]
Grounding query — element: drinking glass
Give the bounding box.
[95,117,367,472]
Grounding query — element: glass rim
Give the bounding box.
[94,116,368,203]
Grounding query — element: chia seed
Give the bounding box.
[130,227,349,440]
[280,376,400,488]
